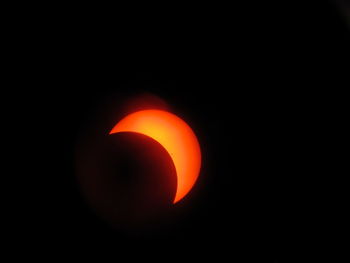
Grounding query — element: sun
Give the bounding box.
[110,109,201,203]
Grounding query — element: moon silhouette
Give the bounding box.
[109,109,201,203]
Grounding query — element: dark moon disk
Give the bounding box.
[76,132,177,229]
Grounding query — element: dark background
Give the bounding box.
[6,1,348,262]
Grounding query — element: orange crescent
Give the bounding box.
[109,110,201,204]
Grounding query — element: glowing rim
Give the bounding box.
[109,109,201,203]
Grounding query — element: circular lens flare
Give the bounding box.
[109,110,201,203]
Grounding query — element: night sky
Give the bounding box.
[6,1,348,261]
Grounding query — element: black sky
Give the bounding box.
[5,1,349,262]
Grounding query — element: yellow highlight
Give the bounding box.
[110,110,201,203]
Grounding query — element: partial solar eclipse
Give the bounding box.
[110,109,201,203]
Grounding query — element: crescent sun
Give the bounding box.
[109,109,201,204]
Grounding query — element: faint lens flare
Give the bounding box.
[334,0,350,28]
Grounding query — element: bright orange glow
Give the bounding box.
[109,110,201,204]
